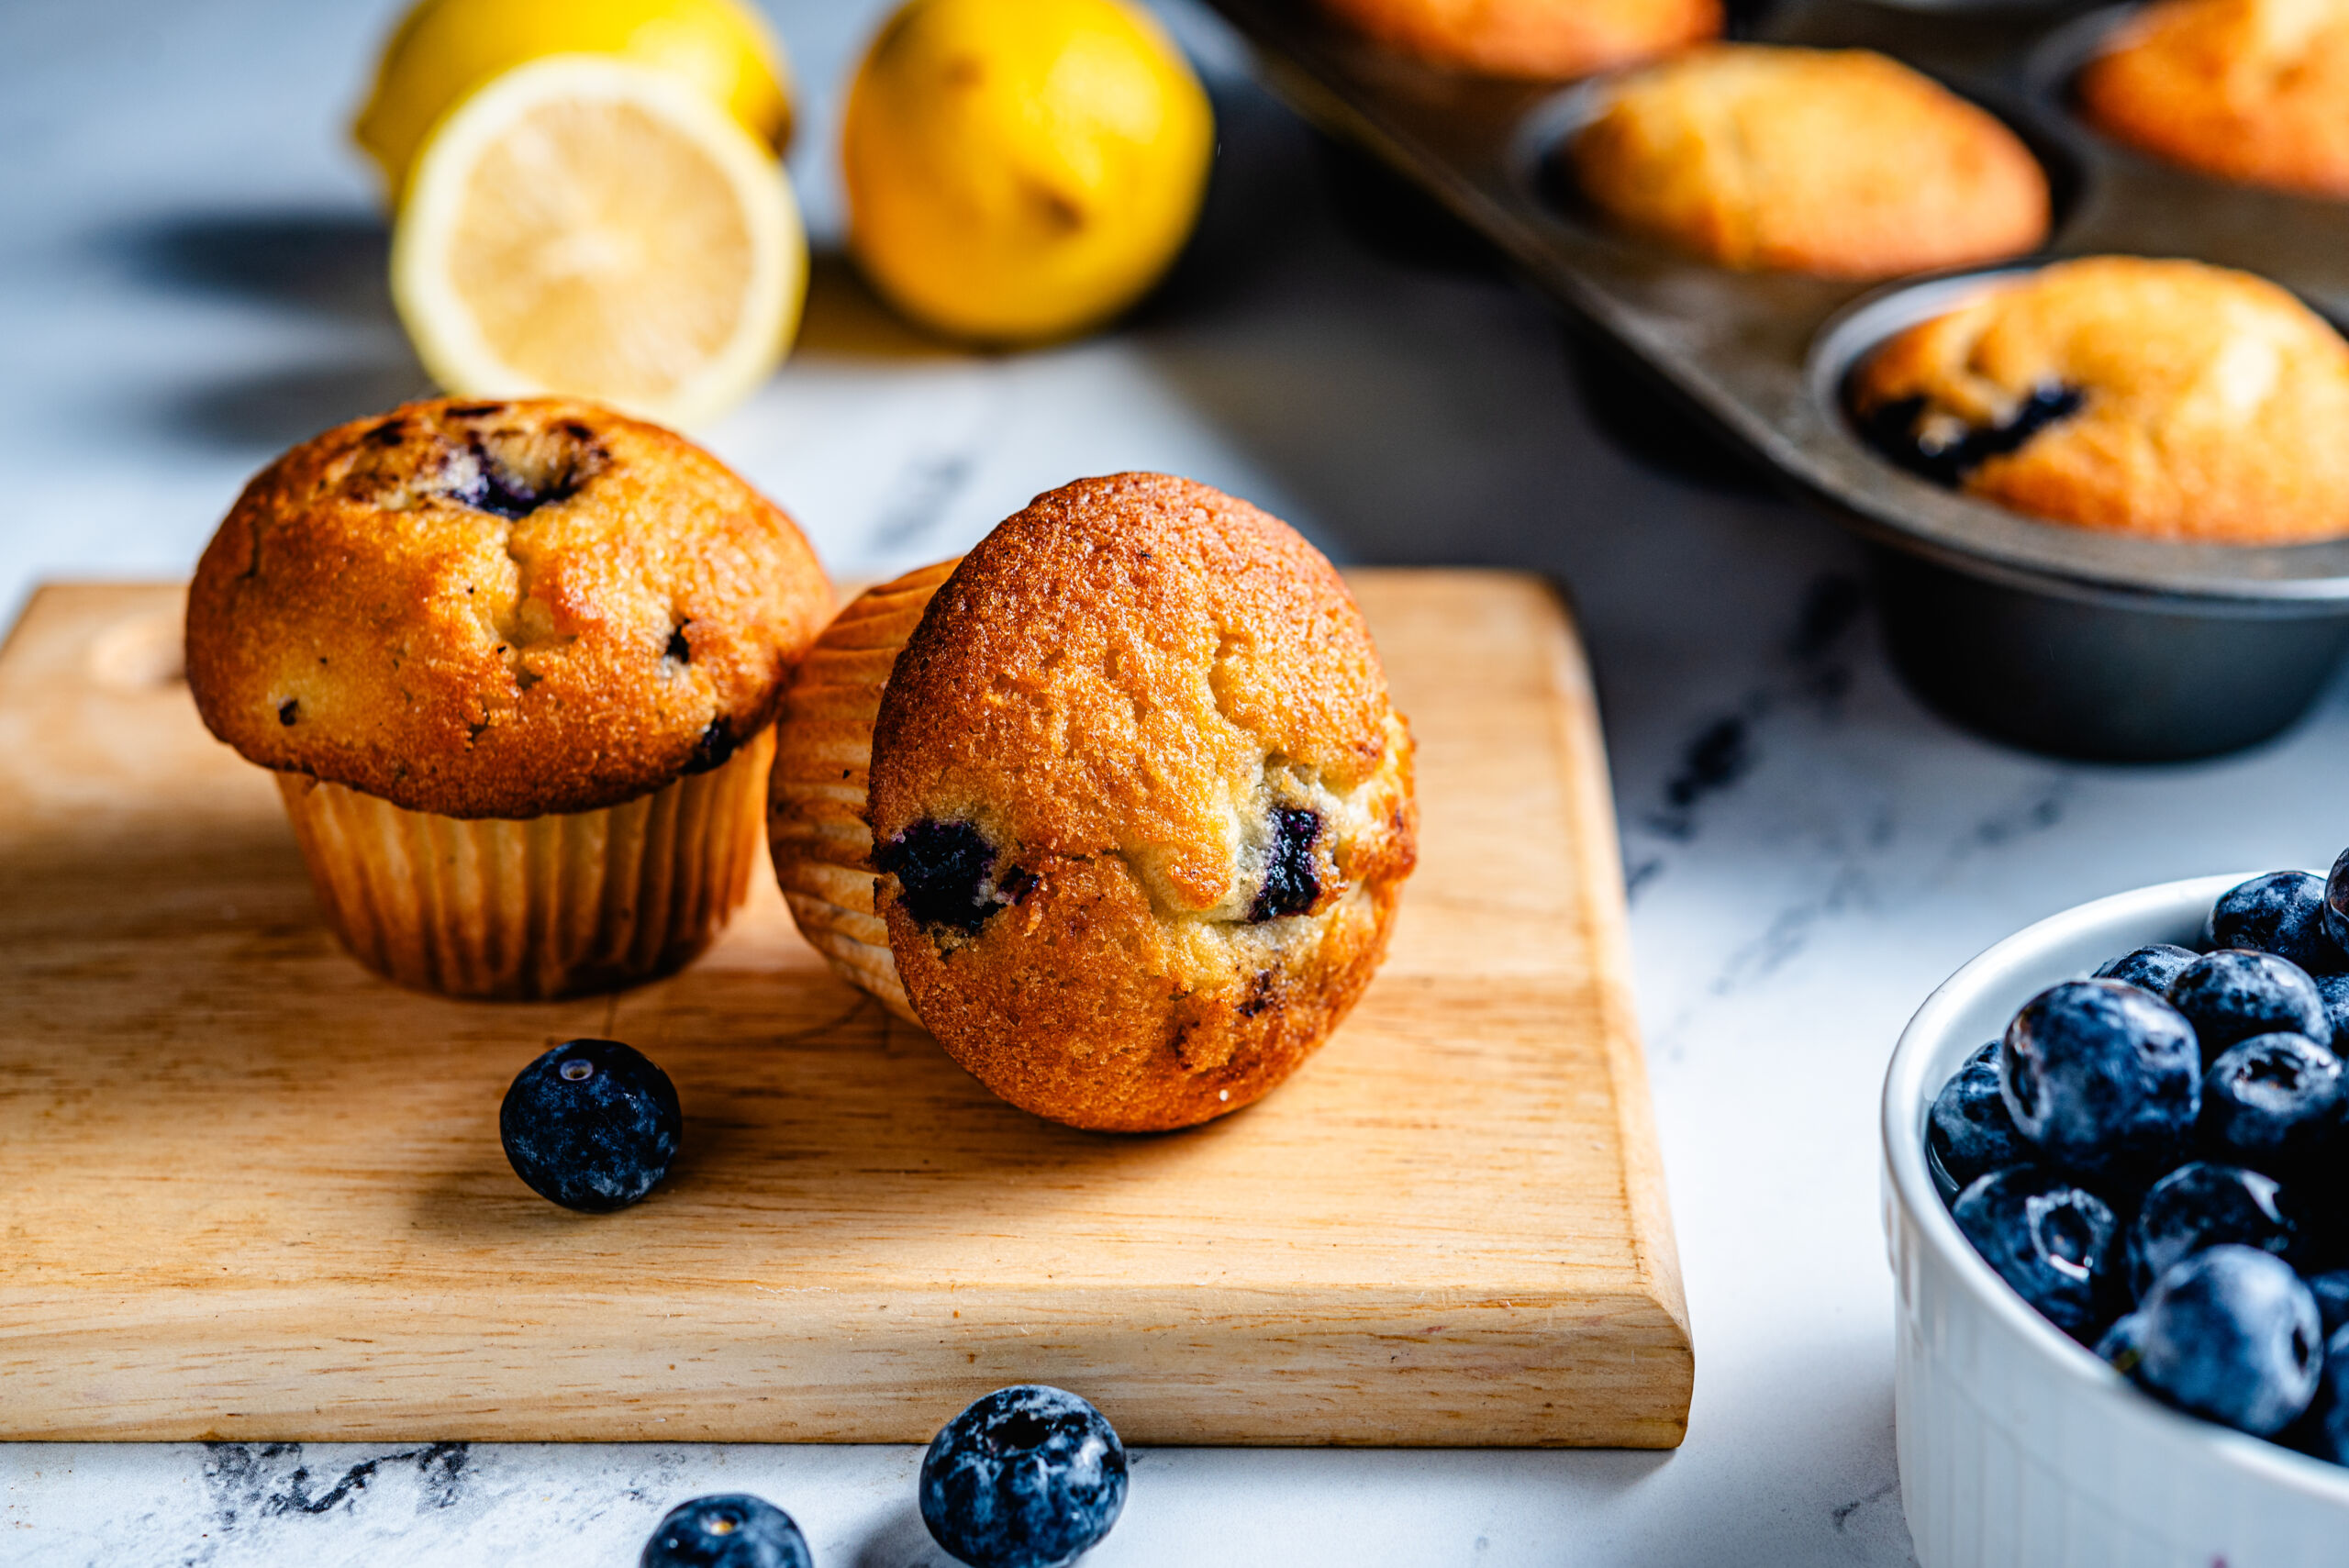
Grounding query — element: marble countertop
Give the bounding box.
[8,1,2348,1563]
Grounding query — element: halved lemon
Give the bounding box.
[352,0,796,205]
[391,55,805,427]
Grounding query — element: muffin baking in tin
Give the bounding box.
[1567,45,2050,279]
[2077,0,2349,199]
[1316,0,1720,80]
[1202,0,2349,759]
[1846,256,2349,545]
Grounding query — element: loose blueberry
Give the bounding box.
[2126,1162,2296,1299]
[2093,943,2200,996]
[2132,1244,2321,1436]
[499,1039,682,1213]
[640,1495,811,1568]
[2168,950,2331,1062]
[2000,979,2200,1183]
[1928,1042,2033,1199]
[2200,1032,2343,1173]
[2211,872,2346,975]
[919,1385,1128,1568]
[2309,1271,2349,1340]
[1951,1167,2121,1340]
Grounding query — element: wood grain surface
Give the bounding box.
[0,573,1690,1446]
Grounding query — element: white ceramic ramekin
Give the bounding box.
[1883,873,2349,1567]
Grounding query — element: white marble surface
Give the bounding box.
[7,1,2349,1563]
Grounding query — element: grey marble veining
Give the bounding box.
[9,0,2349,1563]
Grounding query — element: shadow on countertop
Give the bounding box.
[91,206,432,451]
[96,206,398,327]
[149,358,435,451]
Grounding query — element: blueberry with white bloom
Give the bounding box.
[2317,973,2349,1045]
[2169,951,2331,1062]
[920,1385,1127,1568]
[2095,943,2200,996]
[500,1039,682,1212]
[641,1495,810,1568]
[2001,979,2199,1183]
[2199,1033,2343,1173]
[1928,1041,2032,1199]
[2130,1245,2321,1437]
[2322,847,2349,956]
[1952,1167,2121,1340]
[2210,872,2345,975]
[2126,1162,2296,1299]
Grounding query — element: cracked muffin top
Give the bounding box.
[2078,0,2349,199]
[863,472,1417,1130]
[1847,257,2349,543]
[1316,0,1719,81]
[186,397,832,818]
[1567,45,2049,279]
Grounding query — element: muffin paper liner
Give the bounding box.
[766,560,960,1025]
[276,726,774,1000]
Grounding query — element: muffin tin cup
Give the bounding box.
[1207,0,2349,760]
[1883,874,2349,1565]
[1865,546,2349,761]
[1805,271,2349,761]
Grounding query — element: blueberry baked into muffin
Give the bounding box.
[768,473,1417,1132]
[1848,257,2349,542]
[186,396,833,998]
[1567,46,2049,278]
[1317,0,1719,81]
[2077,0,2349,199]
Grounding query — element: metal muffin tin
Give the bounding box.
[1205,0,2349,760]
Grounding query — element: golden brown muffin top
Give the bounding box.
[1568,45,2050,278]
[187,397,833,818]
[869,472,1398,917]
[860,473,1416,1131]
[1317,0,1720,81]
[1849,257,2349,543]
[2078,0,2349,198]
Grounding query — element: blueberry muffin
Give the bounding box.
[2078,0,2349,199]
[186,396,833,998]
[768,473,1417,1132]
[1317,0,1719,81]
[1848,257,2349,542]
[1567,46,2049,277]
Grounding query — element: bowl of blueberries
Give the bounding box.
[1884,860,2349,1568]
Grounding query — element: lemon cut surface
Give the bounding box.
[392,55,804,427]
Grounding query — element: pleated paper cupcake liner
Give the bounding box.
[766,559,960,1025]
[278,726,774,1000]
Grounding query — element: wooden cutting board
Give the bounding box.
[0,572,1689,1447]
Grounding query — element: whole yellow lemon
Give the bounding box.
[353,0,794,204]
[842,0,1216,345]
